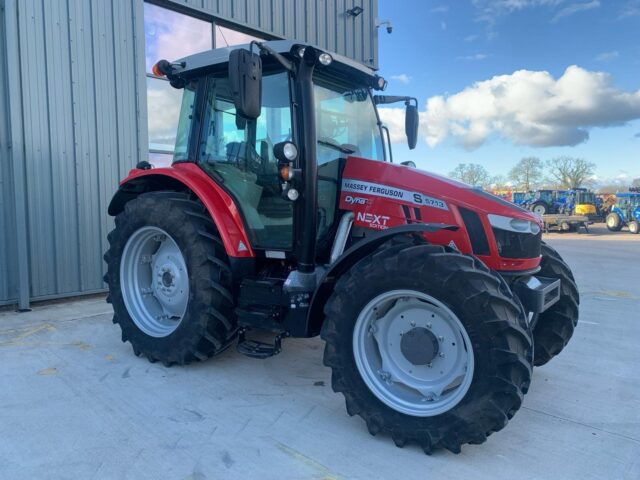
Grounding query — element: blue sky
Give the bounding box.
[377,0,640,185]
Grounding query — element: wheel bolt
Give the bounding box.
[410,320,416,327]
[426,323,432,329]
[439,352,445,358]
[438,336,444,341]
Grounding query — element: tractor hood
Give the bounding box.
[341,157,540,224]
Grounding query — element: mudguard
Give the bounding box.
[306,223,458,336]
[107,163,254,258]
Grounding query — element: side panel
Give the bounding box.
[114,164,255,258]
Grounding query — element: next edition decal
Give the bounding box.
[341,178,449,211]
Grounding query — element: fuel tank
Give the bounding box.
[339,157,543,272]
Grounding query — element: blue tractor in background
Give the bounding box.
[606,192,640,234]
[529,189,570,216]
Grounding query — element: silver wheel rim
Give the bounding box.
[533,205,546,215]
[353,290,475,417]
[120,226,189,338]
[607,216,616,227]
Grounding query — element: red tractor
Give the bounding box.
[104,41,579,453]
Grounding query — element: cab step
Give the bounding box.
[236,329,289,359]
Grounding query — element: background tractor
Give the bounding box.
[104,41,579,453]
[606,192,640,234]
[529,189,570,216]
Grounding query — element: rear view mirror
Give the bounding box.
[405,104,419,150]
[229,49,262,119]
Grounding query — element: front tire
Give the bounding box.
[104,192,237,365]
[531,243,579,366]
[321,242,532,453]
[629,220,639,234]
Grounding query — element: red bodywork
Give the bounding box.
[339,157,543,272]
[119,163,254,258]
[119,157,542,272]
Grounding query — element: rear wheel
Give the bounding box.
[532,243,579,366]
[321,242,532,453]
[606,213,622,231]
[532,202,547,215]
[629,220,639,234]
[104,192,237,365]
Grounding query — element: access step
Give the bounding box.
[236,329,289,359]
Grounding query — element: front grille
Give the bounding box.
[459,208,490,255]
[492,228,541,259]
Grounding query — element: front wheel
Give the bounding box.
[321,242,532,453]
[531,243,579,366]
[629,220,639,234]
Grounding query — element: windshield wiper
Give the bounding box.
[317,138,356,154]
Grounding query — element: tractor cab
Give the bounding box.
[572,188,597,218]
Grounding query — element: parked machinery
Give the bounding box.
[529,190,570,215]
[606,192,640,234]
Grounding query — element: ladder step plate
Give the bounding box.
[237,339,281,359]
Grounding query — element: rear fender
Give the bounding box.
[306,223,457,336]
[108,164,254,258]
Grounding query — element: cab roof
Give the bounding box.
[169,40,377,82]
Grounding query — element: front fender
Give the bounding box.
[306,223,457,336]
[108,163,254,258]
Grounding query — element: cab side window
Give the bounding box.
[198,72,294,250]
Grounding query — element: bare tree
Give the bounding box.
[490,174,510,190]
[546,156,596,189]
[508,157,543,191]
[449,163,491,187]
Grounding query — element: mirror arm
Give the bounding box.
[251,41,294,72]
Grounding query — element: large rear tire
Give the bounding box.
[606,213,622,231]
[321,241,532,453]
[532,202,547,215]
[104,192,237,365]
[532,243,579,366]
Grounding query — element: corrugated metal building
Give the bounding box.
[0,0,379,308]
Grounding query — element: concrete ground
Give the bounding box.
[1,226,639,480]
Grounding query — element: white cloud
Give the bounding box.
[473,0,563,24]
[390,74,412,84]
[378,108,410,143]
[424,66,640,149]
[379,66,640,151]
[595,51,620,62]
[457,53,490,61]
[551,0,600,22]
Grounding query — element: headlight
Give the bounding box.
[488,214,540,235]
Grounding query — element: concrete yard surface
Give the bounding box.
[1,232,639,479]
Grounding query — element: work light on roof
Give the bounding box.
[318,53,333,66]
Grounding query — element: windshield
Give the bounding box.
[313,81,384,165]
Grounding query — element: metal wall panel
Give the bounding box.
[0,0,378,305]
[165,0,379,68]
[0,0,19,304]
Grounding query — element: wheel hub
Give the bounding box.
[400,327,439,365]
[353,290,475,417]
[120,226,189,338]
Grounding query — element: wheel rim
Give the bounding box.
[533,205,546,215]
[607,216,616,227]
[120,226,189,338]
[353,290,475,417]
